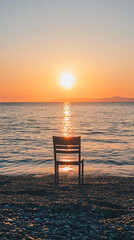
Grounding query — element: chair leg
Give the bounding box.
[57,165,59,184]
[55,164,57,186]
[82,160,84,184]
[79,164,81,186]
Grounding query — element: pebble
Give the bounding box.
[34,217,40,221]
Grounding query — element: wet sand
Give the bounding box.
[0,174,134,239]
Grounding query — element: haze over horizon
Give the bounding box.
[51,96,134,103]
[0,1,134,102]
[0,96,134,103]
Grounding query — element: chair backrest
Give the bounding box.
[53,136,81,162]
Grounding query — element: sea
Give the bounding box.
[0,102,134,176]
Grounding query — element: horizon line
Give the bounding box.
[0,96,134,103]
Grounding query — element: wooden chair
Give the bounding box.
[53,136,84,186]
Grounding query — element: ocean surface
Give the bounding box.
[0,102,134,176]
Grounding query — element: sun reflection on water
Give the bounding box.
[60,103,74,172]
[59,165,73,172]
[63,102,72,137]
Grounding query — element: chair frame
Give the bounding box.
[53,136,84,186]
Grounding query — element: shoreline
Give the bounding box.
[1,163,134,177]
[0,174,134,239]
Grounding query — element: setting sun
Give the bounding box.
[59,72,75,89]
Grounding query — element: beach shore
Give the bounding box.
[0,174,134,240]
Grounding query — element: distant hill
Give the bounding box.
[52,96,134,102]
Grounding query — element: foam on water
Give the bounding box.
[0,102,134,176]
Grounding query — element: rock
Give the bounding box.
[5,204,9,208]
[34,217,40,221]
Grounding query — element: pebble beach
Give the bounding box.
[0,174,134,240]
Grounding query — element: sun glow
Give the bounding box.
[59,72,75,88]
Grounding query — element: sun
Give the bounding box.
[59,72,75,88]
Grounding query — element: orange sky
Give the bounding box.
[0,1,134,102]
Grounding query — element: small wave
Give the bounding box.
[84,131,104,135]
[122,129,131,132]
[89,138,127,143]
[0,116,9,119]
[121,122,127,124]
[8,138,37,142]
[88,159,134,166]
[0,155,11,159]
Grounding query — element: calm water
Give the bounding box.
[0,102,134,176]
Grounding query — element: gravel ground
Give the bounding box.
[0,174,134,240]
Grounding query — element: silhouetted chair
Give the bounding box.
[53,136,84,186]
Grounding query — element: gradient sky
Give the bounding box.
[0,0,134,101]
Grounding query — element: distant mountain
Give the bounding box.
[52,96,134,102]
